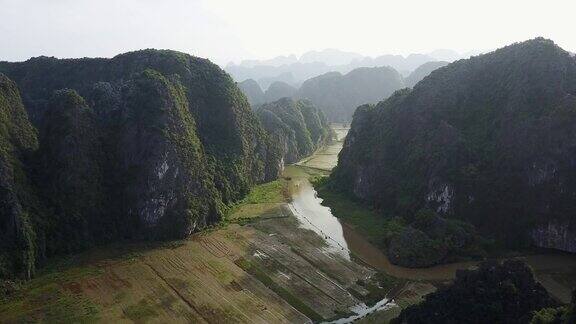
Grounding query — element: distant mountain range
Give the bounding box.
[299,66,404,122]
[226,48,477,90]
[238,60,449,122]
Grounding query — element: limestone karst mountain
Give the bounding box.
[0,50,288,278]
[225,49,459,90]
[237,63,450,122]
[393,260,556,324]
[0,73,39,279]
[404,61,449,87]
[264,81,298,103]
[299,66,405,122]
[257,97,332,164]
[238,79,265,107]
[331,38,576,256]
[299,49,363,66]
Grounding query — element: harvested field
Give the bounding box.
[1,192,392,323]
[2,224,314,323]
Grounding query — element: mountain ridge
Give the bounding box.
[0,50,292,279]
[331,38,576,256]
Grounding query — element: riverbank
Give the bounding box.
[315,180,576,302]
[310,130,576,307]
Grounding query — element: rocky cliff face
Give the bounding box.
[0,74,39,279]
[1,50,276,201]
[0,50,282,279]
[36,89,106,254]
[332,38,576,252]
[531,221,576,253]
[299,66,405,122]
[257,98,332,168]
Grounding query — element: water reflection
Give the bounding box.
[289,177,350,260]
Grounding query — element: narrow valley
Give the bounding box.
[4,120,575,323]
[2,5,576,322]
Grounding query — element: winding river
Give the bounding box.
[288,124,479,281]
[287,124,576,303]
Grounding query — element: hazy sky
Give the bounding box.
[1,0,575,66]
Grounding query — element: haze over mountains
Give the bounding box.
[238,60,449,122]
[226,48,475,90]
[231,49,468,123]
[299,66,405,122]
[224,49,477,124]
[3,0,576,322]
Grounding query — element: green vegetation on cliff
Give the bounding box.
[386,210,487,268]
[0,73,39,279]
[257,98,332,164]
[531,291,576,324]
[392,260,556,323]
[332,38,576,262]
[0,50,284,279]
[36,89,106,254]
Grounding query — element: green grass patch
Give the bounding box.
[238,180,285,204]
[225,179,287,223]
[234,257,323,322]
[313,177,405,247]
[0,255,103,323]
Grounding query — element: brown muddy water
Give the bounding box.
[289,124,576,303]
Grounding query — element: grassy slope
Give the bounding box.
[225,179,287,222]
[313,178,404,248]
